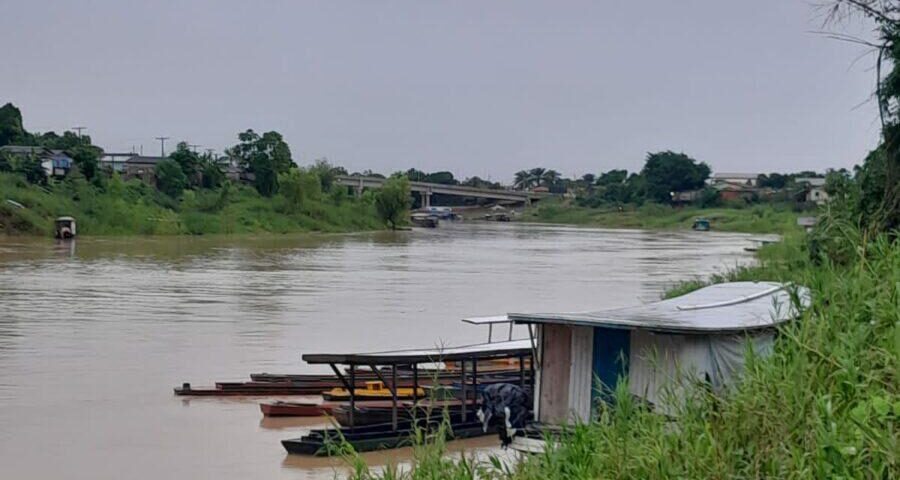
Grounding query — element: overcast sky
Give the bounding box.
[0,1,882,181]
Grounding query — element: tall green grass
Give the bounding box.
[0,172,383,236]
[343,228,898,479]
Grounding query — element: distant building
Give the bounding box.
[0,145,72,177]
[671,189,703,205]
[795,177,829,205]
[710,172,760,187]
[99,153,136,173]
[123,156,168,183]
[714,182,759,202]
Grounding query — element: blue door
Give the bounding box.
[591,327,630,411]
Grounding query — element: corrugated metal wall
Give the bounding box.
[567,326,594,423]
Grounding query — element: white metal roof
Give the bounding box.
[302,339,532,364]
[461,315,512,325]
[508,282,809,334]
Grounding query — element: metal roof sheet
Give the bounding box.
[508,282,809,334]
[461,315,512,325]
[302,339,532,365]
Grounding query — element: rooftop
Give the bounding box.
[124,155,168,165]
[796,177,826,187]
[509,281,809,334]
[302,339,531,365]
[712,172,761,179]
[0,145,49,154]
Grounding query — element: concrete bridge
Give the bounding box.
[335,175,552,207]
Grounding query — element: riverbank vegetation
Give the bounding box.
[0,171,384,236]
[516,149,821,234]
[522,200,801,234]
[0,105,411,235]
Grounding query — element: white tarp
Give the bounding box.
[628,330,774,413]
[510,282,810,334]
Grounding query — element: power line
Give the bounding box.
[155,136,170,157]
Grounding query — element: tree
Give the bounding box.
[68,144,102,182]
[374,174,411,230]
[227,129,294,196]
[541,169,561,186]
[757,173,790,189]
[170,142,202,186]
[278,168,321,211]
[309,158,345,192]
[826,1,900,234]
[424,171,458,185]
[462,176,501,189]
[16,155,47,185]
[0,151,11,172]
[513,170,531,190]
[0,103,27,146]
[155,159,187,198]
[200,155,225,189]
[640,151,710,203]
[405,168,427,182]
[596,169,629,186]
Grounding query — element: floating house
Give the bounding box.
[508,281,809,424]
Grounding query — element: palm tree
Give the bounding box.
[513,170,531,190]
[528,168,547,187]
[541,169,561,186]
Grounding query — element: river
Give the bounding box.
[0,223,764,479]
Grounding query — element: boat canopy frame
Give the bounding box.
[303,339,533,432]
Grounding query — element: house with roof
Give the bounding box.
[99,153,137,174]
[795,177,828,205]
[508,281,809,427]
[123,156,168,183]
[710,172,760,187]
[0,145,73,178]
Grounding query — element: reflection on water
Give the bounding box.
[0,223,765,479]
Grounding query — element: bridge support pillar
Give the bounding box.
[421,192,432,208]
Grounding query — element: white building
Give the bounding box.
[796,177,829,205]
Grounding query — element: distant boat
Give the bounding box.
[483,213,511,222]
[55,216,76,238]
[410,213,439,228]
[692,217,710,231]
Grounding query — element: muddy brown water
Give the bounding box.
[0,223,766,479]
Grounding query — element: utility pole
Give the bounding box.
[188,144,201,153]
[155,136,170,157]
[72,126,86,141]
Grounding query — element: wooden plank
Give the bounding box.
[538,324,572,424]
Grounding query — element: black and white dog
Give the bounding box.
[476,383,530,448]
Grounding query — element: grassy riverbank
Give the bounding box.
[0,172,383,236]
[341,227,898,479]
[520,200,804,234]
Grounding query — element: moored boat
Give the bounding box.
[282,415,488,456]
[410,213,439,228]
[322,381,425,401]
[260,401,332,417]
